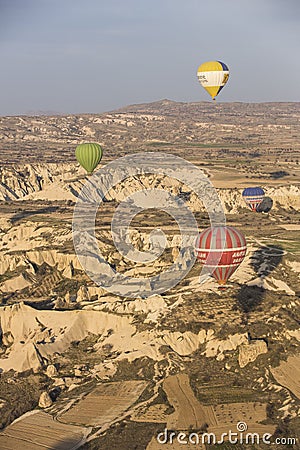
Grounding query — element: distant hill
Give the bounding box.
[0,100,299,165]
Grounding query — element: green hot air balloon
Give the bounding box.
[75,142,103,174]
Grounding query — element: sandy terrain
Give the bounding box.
[0,411,89,450]
[271,356,300,399]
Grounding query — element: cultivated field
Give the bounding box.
[0,411,88,450]
[59,380,148,427]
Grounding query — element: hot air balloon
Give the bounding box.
[195,226,246,285]
[196,61,229,101]
[242,187,265,212]
[75,142,103,174]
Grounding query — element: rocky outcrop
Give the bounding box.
[0,302,255,374]
[204,333,249,358]
[238,340,268,368]
[0,273,33,293]
[46,364,58,378]
[90,362,117,380]
[0,302,135,372]
[161,330,208,356]
[86,294,168,316]
[0,163,299,212]
[76,285,90,302]
[38,392,53,408]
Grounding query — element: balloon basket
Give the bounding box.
[217,285,228,290]
[217,282,234,290]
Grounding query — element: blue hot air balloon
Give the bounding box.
[242,187,265,212]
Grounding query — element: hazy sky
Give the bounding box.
[0,0,299,115]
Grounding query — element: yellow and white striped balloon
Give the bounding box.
[197,61,229,100]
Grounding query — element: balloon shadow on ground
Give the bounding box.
[256,197,273,213]
[237,244,284,313]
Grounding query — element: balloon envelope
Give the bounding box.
[195,226,246,285]
[75,142,103,174]
[197,61,229,100]
[242,187,265,212]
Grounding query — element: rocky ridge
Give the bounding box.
[0,163,299,212]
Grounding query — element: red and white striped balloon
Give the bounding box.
[195,226,247,285]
